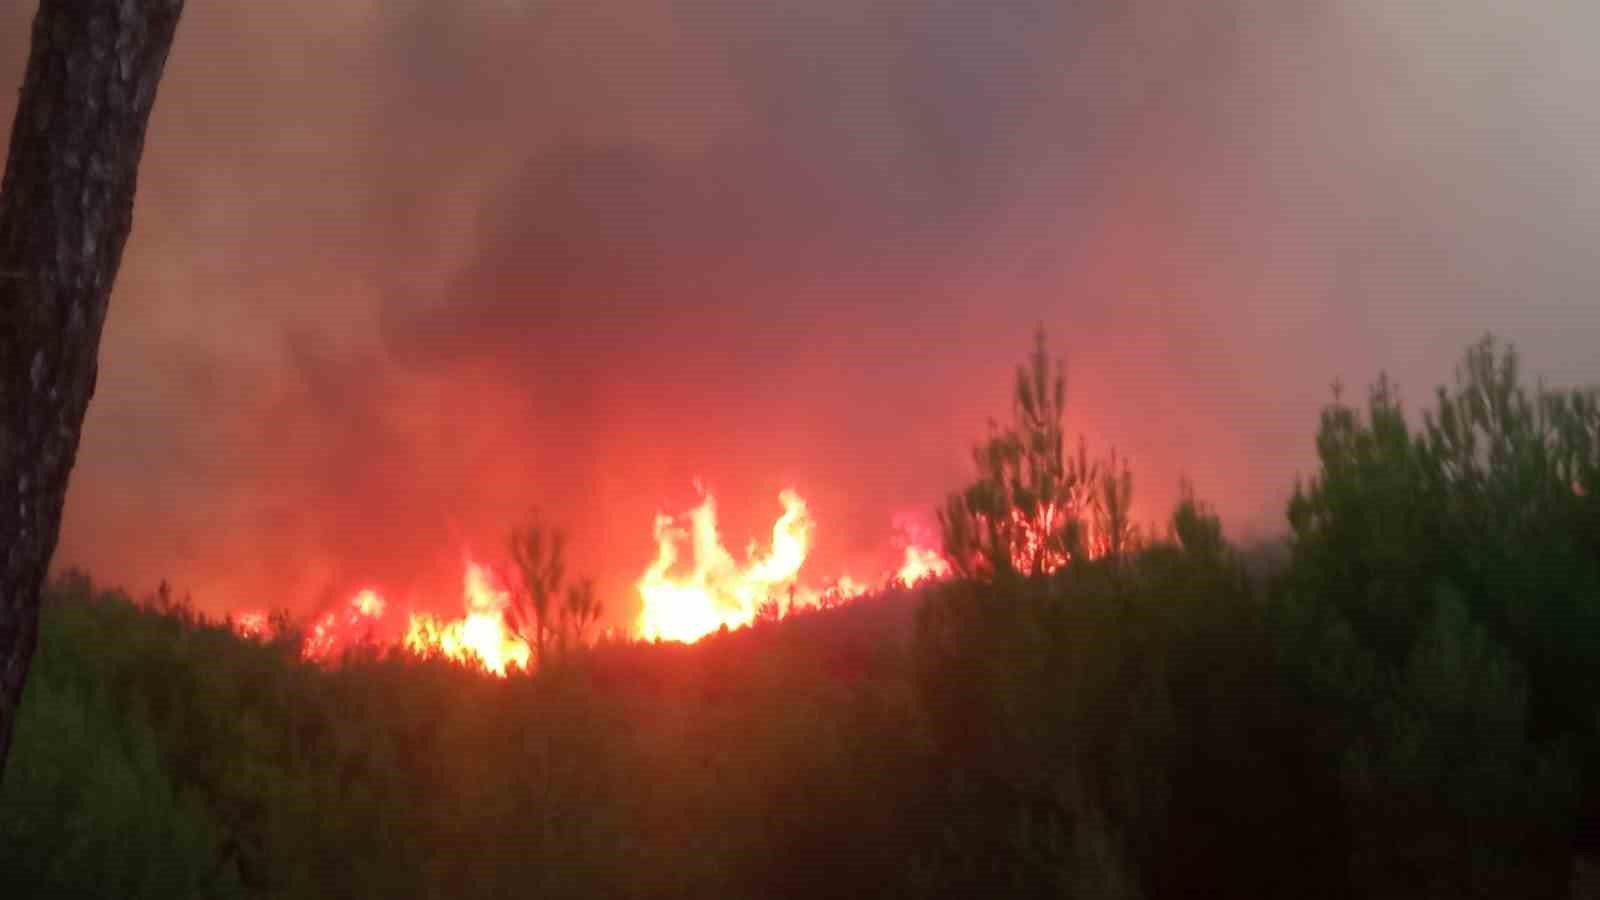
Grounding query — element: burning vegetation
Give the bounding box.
[226,331,1144,671]
[4,334,1598,900]
[230,488,953,671]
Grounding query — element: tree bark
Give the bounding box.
[0,0,184,779]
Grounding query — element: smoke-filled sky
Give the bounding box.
[3,0,1597,620]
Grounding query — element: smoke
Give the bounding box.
[2,0,1596,618]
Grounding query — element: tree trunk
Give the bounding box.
[0,0,184,779]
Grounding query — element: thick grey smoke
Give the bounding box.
[1,0,1596,618]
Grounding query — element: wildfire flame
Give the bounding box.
[635,489,819,643]
[896,544,952,587]
[232,610,269,640]
[231,488,959,666]
[632,489,956,642]
[303,588,386,662]
[1009,502,1072,575]
[832,574,870,599]
[404,561,530,675]
[233,562,529,675]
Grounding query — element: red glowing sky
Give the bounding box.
[2,1,1597,623]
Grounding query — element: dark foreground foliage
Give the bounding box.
[3,336,1598,899]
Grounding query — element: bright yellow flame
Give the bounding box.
[896,544,952,587]
[404,561,530,675]
[635,489,817,642]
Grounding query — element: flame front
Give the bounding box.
[232,488,959,664]
[404,561,530,675]
[232,563,528,676]
[635,489,819,643]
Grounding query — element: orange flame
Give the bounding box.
[302,588,387,662]
[636,489,830,642]
[1008,502,1071,575]
[404,561,530,675]
[232,610,269,640]
[229,489,963,661]
[231,564,529,676]
[831,574,870,601]
[896,543,952,587]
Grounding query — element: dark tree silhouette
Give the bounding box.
[507,512,604,664]
[0,0,185,778]
[507,512,567,665]
[560,576,602,652]
[939,328,1098,578]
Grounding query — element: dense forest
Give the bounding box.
[2,335,1597,899]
